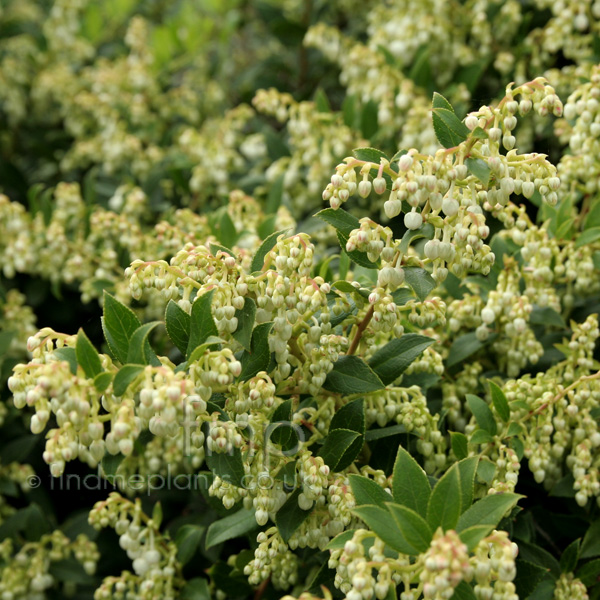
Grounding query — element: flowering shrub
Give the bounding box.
[2,2,600,600]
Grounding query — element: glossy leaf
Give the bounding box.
[276,488,314,543]
[232,298,256,352]
[488,380,510,422]
[250,229,290,273]
[404,267,436,301]
[76,329,103,379]
[205,508,257,549]
[102,291,141,364]
[127,321,161,365]
[239,322,273,381]
[113,364,144,396]
[187,290,218,356]
[466,394,497,435]
[323,356,385,394]
[392,446,431,517]
[349,475,393,508]
[165,300,191,355]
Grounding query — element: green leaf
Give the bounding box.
[205,446,245,488]
[368,334,435,385]
[276,488,314,543]
[560,538,581,573]
[352,504,419,555]
[101,453,124,484]
[217,211,238,248]
[317,429,361,471]
[529,306,565,328]
[323,356,385,394]
[266,174,285,214]
[342,94,357,129]
[450,432,468,460]
[127,321,161,365]
[399,223,435,254]
[470,126,488,139]
[210,243,235,257]
[427,463,461,531]
[102,291,141,364]
[446,332,496,368]
[386,502,433,553]
[250,229,290,273]
[488,380,510,423]
[48,559,95,585]
[75,329,103,379]
[232,298,256,352]
[175,525,204,565]
[269,399,298,450]
[432,107,470,149]
[326,529,357,550]
[165,300,191,355]
[432,92,454,111]
[465,157,490,185]
[93,371,113,392]
[205,508,257,549]
[180,578,211,600]
[457,493,522,537]
[458,525,498,551]
[466,394,497,435]
[316,207,360,236]
[450,581,478,600]
[576,558,600,587]
[187,290,218,356]
[365,424,407,441]
[329,399,366,470]
[349,475,393,508]
[585,200,600,229]
[53,347,78,375]
[581,520,600,558]
[314,87,331,112]
[404,267,436,301]
[360,100,379,138]
[470,429,494,445]
[352,147,388,164]
[392,446,431,518]
[476,460,496,484]
[457,457,479,514]
[575,226,600,248]
[113,364,145,396]
[239,322,273,381]
[187,336,225,364]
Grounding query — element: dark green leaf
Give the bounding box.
[205,446,245,488]
[49,559,94,585]
[561,538,581,573]
[180,578,211,600]
[518,540,561,578]
[205,508,257,549]
[232,298,256,352]
[582,520,600,558]
[113,364,144,396]
[488,380,510,423]
[575,227,600,248]
[127,321,161,365]
[352,504,418,554]
[352,147,388,164]
[323,355,385,394]
[365,424,406,441]
[266,174,285,214]
[368,334,434,385]
[529,306,565,328]
[470,127,488,139]
[399,223,435,254]
[316,207,360,237]
[450,581,478,600]
[314,87,331,112]
[209,243,235,257]
[176,525,204,565]
[187,336,225,364]
[165,300,191,355]
[386,502,433,553]
[250,229,290,273]
[457,457,479,514]
[360,100,379,138]
[187,290,218,356]
[392,446,431,518]
[427,463,461,531]
[217,211,238,248]
[476,460,496,484]
[465,157,490,185]
[458,525,498,551]
[330,398,365,434]
[457,493,522,536]
[276,488,314,543]
[404,267,436,301]
[576,558,600,587]
[102,291,141,364]
[446,332,496,368]
[470,429,494,445]
[432,107,470,148]
[317,429,361,471]
[349,475,393,508]
[75,329,103,379]
[93,371,113,392]
[53,347,78,375]
[326,529,357,550]
[450,432,468,460]
[239,322,273,381]
[101,453,124,484]
[466,394,497,435]
[432,92,454,111]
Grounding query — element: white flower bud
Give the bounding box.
[442,197,459,217]
[404,211,422,230]
[373,177,387,194]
